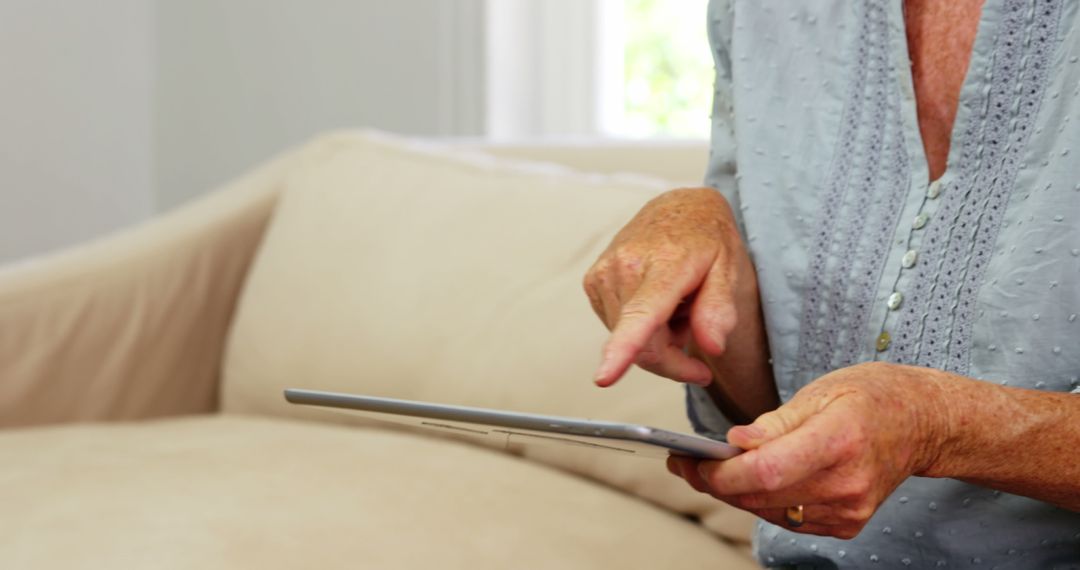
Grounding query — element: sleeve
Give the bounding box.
[702,0,743,232]
[686,384,736,441]
[685,0,742,442]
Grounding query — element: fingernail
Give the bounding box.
[697,364,714,385]
[696,462,712,481]
[734,425,764,439]
[594,354,611,385]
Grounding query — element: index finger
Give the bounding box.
[594,265,703,386]
[697,412,846,494]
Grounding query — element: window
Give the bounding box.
[484,0,713,140]
[606,0,712,139]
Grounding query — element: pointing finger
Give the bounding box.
[595,266,703,386]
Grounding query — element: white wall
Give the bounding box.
[0,0,155,264]
[154,0,484,210]
[0,1,650,264]
[0,0,484,263]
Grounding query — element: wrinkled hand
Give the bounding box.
[583,187,754,387]
[668,362,949,539]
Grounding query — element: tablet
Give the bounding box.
[284,388,741,460]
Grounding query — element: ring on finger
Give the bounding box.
[785,505,805,528]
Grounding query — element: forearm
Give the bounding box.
[921,370,1080,511]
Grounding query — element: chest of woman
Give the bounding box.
[719,0,1080,396]
[904,0,985,180]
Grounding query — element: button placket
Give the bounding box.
[877,179,941,355]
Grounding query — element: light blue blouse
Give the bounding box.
[686,0,1080,568]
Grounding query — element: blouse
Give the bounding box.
[687,0,1080,567]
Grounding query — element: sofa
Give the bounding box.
[0,131,760,569]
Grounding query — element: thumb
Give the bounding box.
[726,398,815,450]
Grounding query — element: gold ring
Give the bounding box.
[785,505,805,527]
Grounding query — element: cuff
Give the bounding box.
[685,384,736,442]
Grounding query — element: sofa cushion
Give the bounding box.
[0,416,756,569]
[221,131,755,543]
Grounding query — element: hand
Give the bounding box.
[583,187,755,387]
[667,362,950,539]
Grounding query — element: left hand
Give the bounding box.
[668,361,950,539]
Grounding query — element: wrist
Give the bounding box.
[898,365,958,478]
[911,369,1015,480]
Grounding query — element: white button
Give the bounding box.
[902,250,918,268]
[912,212,929,229]
[887,292,904,310]
[927,180,943,199]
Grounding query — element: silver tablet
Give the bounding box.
[284,388,741,460]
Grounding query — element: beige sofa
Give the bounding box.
[0,131,759,569]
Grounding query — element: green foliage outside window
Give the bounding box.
[622,0,712,138]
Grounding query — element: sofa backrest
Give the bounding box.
[452,138,708,188]
[219,131,752,543]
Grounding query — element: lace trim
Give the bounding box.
[893,0,1064,372]
[823,16,889,369]
[944,0,1063,375]
[796,1,910,378]
[840,106,912,367]
[796,2,878,377]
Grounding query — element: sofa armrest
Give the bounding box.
[0,144,317,428]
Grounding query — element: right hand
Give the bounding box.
[583,187,758,387]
